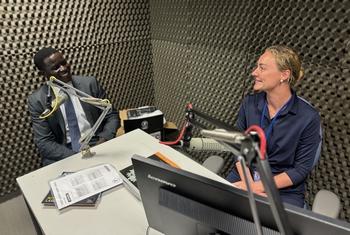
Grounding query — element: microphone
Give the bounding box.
[201,129,247,144]
[40,87,69,117]
[186,138,229,152]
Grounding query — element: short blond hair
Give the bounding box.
[266,45,304,87]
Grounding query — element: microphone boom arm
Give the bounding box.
[79,104,112,158]
[49,77,108,110]
[187,104,293,235]
[44,76,113,158]
[202,128,293,235]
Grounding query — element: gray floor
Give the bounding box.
[0,194,37,235]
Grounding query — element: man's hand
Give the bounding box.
[96,137,106,145]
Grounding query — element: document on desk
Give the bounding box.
[49,163,123,209]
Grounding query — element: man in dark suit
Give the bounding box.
[28,47,119,166]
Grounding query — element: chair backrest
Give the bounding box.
[312,189,341,218]
[309,126,340,219]
[202,155,225,174]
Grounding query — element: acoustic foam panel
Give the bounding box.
[0,0,154,197]
[150,0,350,221]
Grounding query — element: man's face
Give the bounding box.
[251,51,283,92]
[43,52,72,83]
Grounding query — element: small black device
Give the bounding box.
[127,106,157,119]
[124,113,164,140]
[132,155,350,235]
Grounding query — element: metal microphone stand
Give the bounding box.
[253,145,294,235]
[238,154,263,235]
[186,103,293,235]
[203,129,294,235]
[47,76,112,158]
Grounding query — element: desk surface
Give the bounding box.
[17,129,231,235]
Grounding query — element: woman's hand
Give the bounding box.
[250,181,264,193]
[233,180,247,190]
[233,180,267,197]
[250,181,267,197]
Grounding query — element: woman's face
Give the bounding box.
[251,51,285,92]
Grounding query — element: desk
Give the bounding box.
[17,129,231,235]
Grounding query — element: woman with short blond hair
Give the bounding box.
[227,45,322,208]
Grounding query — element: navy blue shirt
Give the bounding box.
[226,91,322,207]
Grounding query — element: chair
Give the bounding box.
[308,127,341,218]
[312,189,341,219]
[202,155,225,174]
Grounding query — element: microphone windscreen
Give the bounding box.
[188,138,226,151]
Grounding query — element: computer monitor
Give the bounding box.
[132,155,350,235]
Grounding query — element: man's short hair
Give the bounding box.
[33,47,58,71]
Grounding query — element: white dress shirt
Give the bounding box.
[59,82,92,144]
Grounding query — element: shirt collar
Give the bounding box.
[256,90,298,116]
[282,90,298,116]
[257,92,266,112]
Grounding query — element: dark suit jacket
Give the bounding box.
[28,76,119,165]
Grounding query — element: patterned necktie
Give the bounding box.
[64,96,81,152]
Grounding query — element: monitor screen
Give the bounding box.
[132,155,350,235]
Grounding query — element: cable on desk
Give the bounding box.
[146,225,150,235]
[159,120,188,145]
